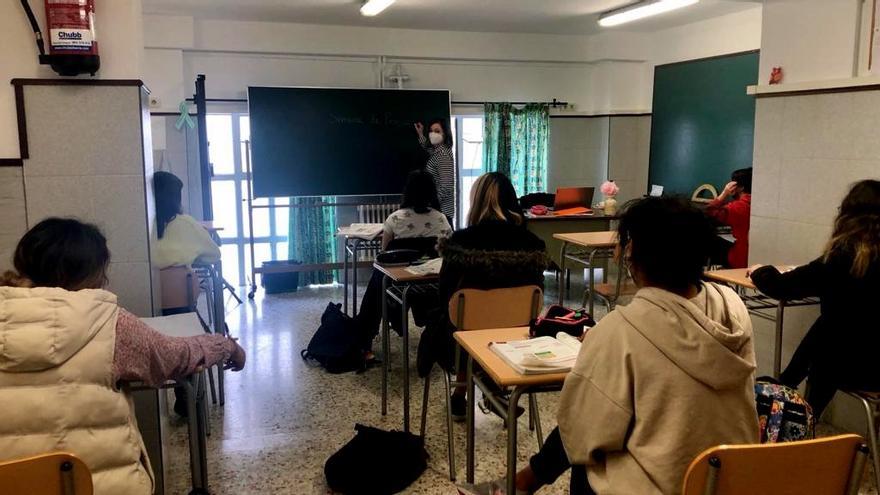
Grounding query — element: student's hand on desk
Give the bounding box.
[226,341,246,371]
[746,264,764,277]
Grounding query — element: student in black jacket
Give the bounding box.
[750,179,880,416]
[417,172,548,420]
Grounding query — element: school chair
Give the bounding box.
[842,390,880,491]
[682,434,868,495]
[159,265,220,407]
[0,452,93,494]
[418,285,544,481]
[584,259,637,312]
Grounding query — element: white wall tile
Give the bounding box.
[24,175,96,224]
[775,220,831,266]
[747,215,780,264]
[0,168,27,270]
[107,262,154,317]
[93,175,150,264]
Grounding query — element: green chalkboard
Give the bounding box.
[648,51,759,196]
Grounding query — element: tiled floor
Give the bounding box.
[160,280,879,494]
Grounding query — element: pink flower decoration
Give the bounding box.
[600,180,619,196]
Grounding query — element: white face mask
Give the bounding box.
[429,131,443,145]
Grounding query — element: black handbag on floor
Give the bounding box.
[301,302,365,374]
[325,424,428,494]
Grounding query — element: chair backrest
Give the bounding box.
[448,286,543,331]
[682,434,868,495]
[159,265,200,310]
[0,452,93,495]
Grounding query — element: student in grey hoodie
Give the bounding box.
[459,197,759,495]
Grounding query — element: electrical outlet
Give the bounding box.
[149,96,162,108]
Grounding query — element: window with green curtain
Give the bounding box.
[288,197,337,285]
[483,103,549,196]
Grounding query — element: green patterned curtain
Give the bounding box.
[289,197,337,285]
[483,103,512,177]
[483,103,549,196]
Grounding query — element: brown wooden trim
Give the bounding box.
[11,78,145,87]
[0,158,23,167]
[14,84,28,160]
[551,113,651,119]
[655,49,760,69]
[755,83,880,99]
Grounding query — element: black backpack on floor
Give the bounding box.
[301,302,365,374]
[325,424,428,494]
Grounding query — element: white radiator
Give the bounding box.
[355,203,398,260]
[357,203,399,224]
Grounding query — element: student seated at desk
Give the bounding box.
[0,218,245,495]
[459,197,758,495]
[154,171,221,269]
[706,167,752,268]
[355,170,451,361]
[750,179,880,417]
[418,172,547,420]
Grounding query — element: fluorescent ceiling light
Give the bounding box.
[361,0,395,16]
[598,0,699,27]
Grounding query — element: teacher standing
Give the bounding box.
[415,120,455,223]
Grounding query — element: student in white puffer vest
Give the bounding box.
[0,218,246,494]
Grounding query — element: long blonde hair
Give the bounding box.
[467,172,523,227]
[824,180,880,277]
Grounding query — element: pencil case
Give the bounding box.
[529,305,596,339]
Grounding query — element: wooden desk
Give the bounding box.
[198,221,224,233]
[340,235,382,316]
[526,213,617,269]
[455,327,568,494]
[375,262,440,432]
[704,267,817,378]
[554,231,620,314]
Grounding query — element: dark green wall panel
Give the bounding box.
[648,51,759,196]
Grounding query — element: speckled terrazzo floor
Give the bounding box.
[158,278,880,495]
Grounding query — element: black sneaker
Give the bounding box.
[450,393,467,422]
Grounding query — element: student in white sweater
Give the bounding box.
[154,171,220,269]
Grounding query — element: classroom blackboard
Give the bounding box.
[248,87,451,198]
[648,51,759,196]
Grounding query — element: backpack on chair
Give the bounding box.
[301,302,365,374]
[755,376,815,443]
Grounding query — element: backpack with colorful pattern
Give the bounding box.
[755,377,815,443]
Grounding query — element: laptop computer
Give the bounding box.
[553,187,594,215]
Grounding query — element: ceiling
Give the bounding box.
[141,0,761,35]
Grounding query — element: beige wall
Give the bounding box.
[608,116,652,205]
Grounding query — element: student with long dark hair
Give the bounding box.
[154,171,220,268]
[460,197,759,495]
[355,170,451,361]
[750,179,880,417]
[0,218,245,494]
[414,118,455,222]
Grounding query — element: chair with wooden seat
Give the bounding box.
[0,452,93,494]
[842,390,880,491]
[583,257,637,312]
[682,434,869,495]
[419,285,544,481]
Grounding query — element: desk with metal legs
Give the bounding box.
[342,236,383,316]
[554,231,618,314]
[455,327,568,495]
[704,268,819,378]
[375,264,440,433]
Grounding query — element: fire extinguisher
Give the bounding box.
[19,0,101,76]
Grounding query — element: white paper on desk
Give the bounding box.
[141,313,205,338]
[337,223,383,240]
[489,333,581,375]
[404,257,443,276]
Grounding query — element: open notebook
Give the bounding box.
[489,333,581,375]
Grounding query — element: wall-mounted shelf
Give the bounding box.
[747,76,880,97]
